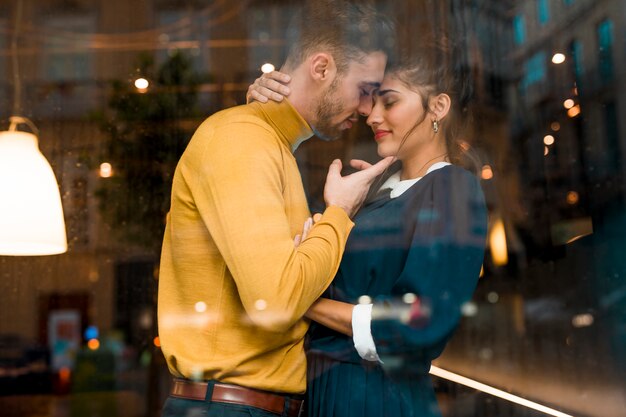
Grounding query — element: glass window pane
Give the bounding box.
[604,101,620,172]
[1,2,625,417]
[522,50,546,89]
[513,14,526,45]
[569,39,584,84]
[537,0,550,24]
[597,19,614,80]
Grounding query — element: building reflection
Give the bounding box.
[0,0,624,416]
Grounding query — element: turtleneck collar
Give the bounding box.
[249,99,313,152]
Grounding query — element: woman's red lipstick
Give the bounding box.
[374,129,390,140]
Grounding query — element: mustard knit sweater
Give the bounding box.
[158,99,353,394]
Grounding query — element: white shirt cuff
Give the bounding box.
[352,303,382,362]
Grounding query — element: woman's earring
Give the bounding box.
[432,119,439,133]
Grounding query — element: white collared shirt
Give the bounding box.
[379,162,451,199]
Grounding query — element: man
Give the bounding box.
[158,2,394,416]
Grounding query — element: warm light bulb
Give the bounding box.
[566,191,579,205]
[572,313,593,328]
[134,78,149,90]
[489,217,508,266]
[481,165,494,180]
[99,162,113,178]
[551,53,566,64]
[261,63,275,73]
[567,105,581,118]
[563,99,575,109]
[543,135,555,146]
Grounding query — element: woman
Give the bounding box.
[250,41,487,417]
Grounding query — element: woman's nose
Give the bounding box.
[366,109,381,127]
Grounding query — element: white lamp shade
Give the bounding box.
[0,130,67,255]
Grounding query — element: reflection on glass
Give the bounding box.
[481,165,494,180]
[261,63,276,73]
[597,19,614,80]
[489,217,508,267]
[551,52,566,64]
[99,162,113,178]
[567,104,581,117]
[0,1,625,417]
[134,77,150,91]
[513,15,526,45]
[537,0,551,25]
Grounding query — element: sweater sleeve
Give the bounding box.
[186,121,353,332]
[370,169,487,356]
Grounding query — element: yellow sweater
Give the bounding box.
[158,99,354,394]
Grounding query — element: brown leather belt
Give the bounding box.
[170,379,304,417]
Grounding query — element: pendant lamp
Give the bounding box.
[0,118,67,255]
[0,0,67,256]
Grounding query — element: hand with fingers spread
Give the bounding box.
[246,70,292,104]
[324,156,395,218]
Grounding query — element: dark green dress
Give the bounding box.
[306,165,488,417]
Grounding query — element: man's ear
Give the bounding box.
[309,52,337,83]
[429,93,451,121]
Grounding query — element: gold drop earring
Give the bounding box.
[432,119,440,133]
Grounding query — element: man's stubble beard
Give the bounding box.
[312,77,346,142]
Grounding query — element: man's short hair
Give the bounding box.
[284,0,395,74]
